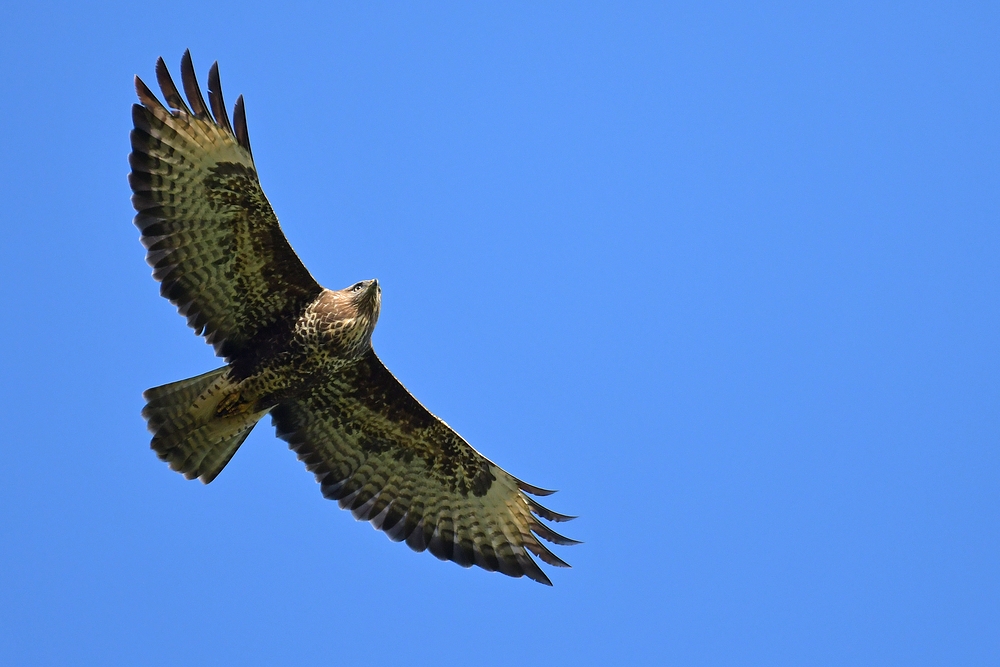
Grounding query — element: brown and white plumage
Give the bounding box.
[130,52,576,585]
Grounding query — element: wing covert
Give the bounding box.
[270,350,577,584]
[129,51,322,360]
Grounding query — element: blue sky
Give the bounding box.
[1,2,997,665]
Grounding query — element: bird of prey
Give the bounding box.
[128,52,577,585]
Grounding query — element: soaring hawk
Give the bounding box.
[129,52,576,585]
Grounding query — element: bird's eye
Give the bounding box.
[352,283,364,292]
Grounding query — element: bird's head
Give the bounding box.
[346,278,381,326]
[313,279,382,359]
[341,278,381,352]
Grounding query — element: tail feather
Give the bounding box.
[142,367,227,427]
[142,367,268,483]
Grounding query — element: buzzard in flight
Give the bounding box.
[129,52,576,584]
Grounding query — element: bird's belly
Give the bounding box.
[236,344,356,411]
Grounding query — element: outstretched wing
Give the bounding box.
[129,51,322,360]
[270,350,578,585]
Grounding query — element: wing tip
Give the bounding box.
[148,49,242,135]
[531,520,583,547]
[516,478,558,497]
[525,495,577,523]
[179,49,210,119]
[207,60,234,134]
[233,94,253,158]
[155,56,190,114]
[519,554,555,585]
[134,76,164,112]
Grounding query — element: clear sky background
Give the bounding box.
[1,3,997,665]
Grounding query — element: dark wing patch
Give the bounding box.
[271,350,578,585]
[129,51,322,360]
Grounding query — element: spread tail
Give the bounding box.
[142,367,269,483]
